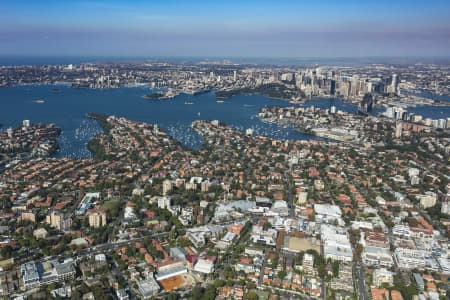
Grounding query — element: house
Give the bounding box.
[33,228,48,239]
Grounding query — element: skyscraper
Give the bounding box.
[330,80,336,96]
[391,74,399,94]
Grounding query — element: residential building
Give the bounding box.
[137,275,160,299]
[87,209,107,227]
[373,268,394,287]
[46,211,72,232]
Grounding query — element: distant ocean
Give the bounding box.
[2,55,450,66]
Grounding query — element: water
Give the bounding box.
[0,85,312,157]
[0,85,448,158]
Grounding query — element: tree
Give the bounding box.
[244,291,259,300]
[277,270,287,280]
[0,245,14,259]
[263,221,272,231]
[214,279,226,288]
[332,261,339,277]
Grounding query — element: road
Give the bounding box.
[79,231,169,256]
[351,241,367,300]
[355,263,367,300]
[320,243,326,300]
[257,249,267,285]
[284,168,295,218]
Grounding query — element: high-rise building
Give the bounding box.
[158,196,171,209]
[358,93,373,113]
[87,209,107,227]
[437,119,447,129]
[395,121,403,138]
[330,106,337,114]
[23,120,30,128]
[351,75,360,96]
[162,179,173,196]
[233,70,237,81]
[330,80,336,96]
[442,202,450,215]
[200,181,210,193]
[46,211,72,231]
[6,127,13,138]
[391,74,399,94]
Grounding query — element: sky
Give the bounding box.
[1,0,450,58]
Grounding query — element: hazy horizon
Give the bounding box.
[1,54,450,67]
[2,0,450,58]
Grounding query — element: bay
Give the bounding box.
[0,85,448,158]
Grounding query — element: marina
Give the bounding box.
[1,84,449,158]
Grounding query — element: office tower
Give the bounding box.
[330,80,336,96]
[233,70,237,81]
[23,120,30,128]
[391,74,399,94]
[359,93,373,113]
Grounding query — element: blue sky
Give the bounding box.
[1,0,450,58]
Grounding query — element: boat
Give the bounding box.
[216,100,224,103]
[184,102,194,105]
[35,99,45,104]
[51,88,61,93]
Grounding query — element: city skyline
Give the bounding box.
[2,0,450,58]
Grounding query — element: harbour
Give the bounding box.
[1,84,449,159]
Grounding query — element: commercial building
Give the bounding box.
[193,258,215,274]
[137,275,160,299]
[155,260,187,281]
[250,225,278,246]
[21,259,75,290]
[321,224,353,262]
[314,204,343,224]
